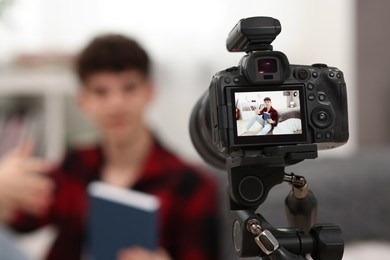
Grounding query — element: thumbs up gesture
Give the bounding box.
[0,141,54,222]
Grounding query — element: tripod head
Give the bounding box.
[226,144,344,259]
[227,144,317,210]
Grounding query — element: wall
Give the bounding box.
[357,0,390,146]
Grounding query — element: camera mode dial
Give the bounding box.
[312,63,328,68]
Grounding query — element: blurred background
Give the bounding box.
[0,0,359,162]
[0,0,389,259]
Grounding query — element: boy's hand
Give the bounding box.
[0,141,54,221]
[267,118,275,124]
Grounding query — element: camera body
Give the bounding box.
[209,18,348,154]
[190,17,349,168]
[210,54,349,153]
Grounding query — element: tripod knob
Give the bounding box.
[285,190,317,233]
[310,224,344,260]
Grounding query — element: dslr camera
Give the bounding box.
[190,17,348,259]
[190,17,349,168]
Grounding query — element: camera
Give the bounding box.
[190,17,347,259]
[190,17,349,168]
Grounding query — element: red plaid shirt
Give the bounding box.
[11,141,220,260]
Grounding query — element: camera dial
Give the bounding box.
[311,107,333,129]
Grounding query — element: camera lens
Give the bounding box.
[257,58,277,74]
[311,107,333,129]
[189,91,227,169]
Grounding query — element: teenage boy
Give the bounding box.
[0,34,220,260]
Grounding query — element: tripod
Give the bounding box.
[227,144,344,259]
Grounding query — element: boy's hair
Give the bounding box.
[75,34,150,83]
[263,97,271,102]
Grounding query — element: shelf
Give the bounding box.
[0,69,77,95]
[0,69,78,161]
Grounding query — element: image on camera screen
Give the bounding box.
[235,89,302,137]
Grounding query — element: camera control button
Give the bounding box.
[224,77,232,84]
[318,112,327,121]
[312,72,319,78]
[319,94,326,101]
[295,69,309,80]
[325,132,332,139]
[307,83,315,90]
[308,94,315,101]
[225,66,238,72]
[316,132,323,139]
[336,73,342,78]
[312,63,328,68]
[311,107,333,129]
[233,77,240,83]
[329,72,335,77]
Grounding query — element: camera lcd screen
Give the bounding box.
[232,86,307,146]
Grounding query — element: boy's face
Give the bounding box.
[78,70,154,141]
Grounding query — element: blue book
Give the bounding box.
[86,181,160,260]
[263,112,271,120]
